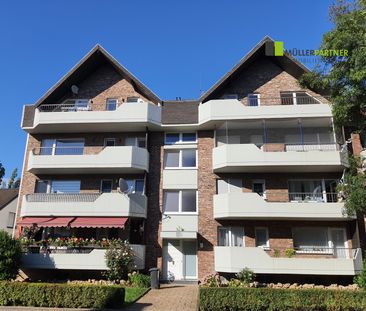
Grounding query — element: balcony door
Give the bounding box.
[330,228,348,258]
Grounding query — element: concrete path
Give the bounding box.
[0,284,199,311]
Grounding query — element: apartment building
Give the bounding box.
[16,37,363,282]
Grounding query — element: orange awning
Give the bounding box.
[69,217,128,228]
[17,217,75,227]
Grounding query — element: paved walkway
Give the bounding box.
[0,284,199,311]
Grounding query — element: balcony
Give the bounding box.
[213,143,348,173]
[22,101,161,134]
[161,214,198,239]
[20,193,147,218]
[213,192,352,221]
[21,244,145,270]
[214,246,362,275]
[27,146,149,174]
[199,97,332,126]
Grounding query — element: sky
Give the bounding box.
[0,0,335,179]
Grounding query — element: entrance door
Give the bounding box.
[163,240,183,281]
[330,228,348,258]
[183,240,197,279]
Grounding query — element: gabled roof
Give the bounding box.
[34,45,161,106]
[200,36,311,102]
[0,189,18,211]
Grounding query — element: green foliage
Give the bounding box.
[354,259,366,289]
[7,168,20,189]
[235,268,255,284]
[128,272,150,288]
[0,231,21,280]
[273,249,280,257]
[0,163,4,185]
[199,287,366,311]
[124,287,149,304]
[104,243,134,281]
[0,282,125,308]
[299,0,366,135]
[285,248,296,258]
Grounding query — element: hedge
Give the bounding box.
[199,287,366,311]
[0,282,125,309]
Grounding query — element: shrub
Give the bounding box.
[0,282,125,308]
[0,230,21,280]
[128,271,150,288]
[200,273,222,287]
[285,248,296,258]
[235,268,255,284]
[354,259,366,289]
[104,243,134,281]
[199,287,366,311]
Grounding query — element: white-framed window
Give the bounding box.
[280,91,320,105]
[7,212,16,228]
[292,227,330,252]
[126,96,143,103]
[163,190,197,213]
[255,227,269,249]
[126,179,145,194]
[100,179,113,193]
[125,136,146,148]
[217,178,242,194]
[40,139,84,155]
[247,93,260,106]
[164,149,197,168]
[165,133,197,144]
[104,138,116,147]
[61,99,90,111]
[35,180,81,194]
[106,98,118,111]
[218,227,244,247]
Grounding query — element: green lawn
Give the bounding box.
[124,287,149,305]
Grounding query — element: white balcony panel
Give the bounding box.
[163,170,197,189]
[213,144,347,173]
[21,193,147,218]
[214,247,362,275]
[214,193,352,221]
[27,146,149,174]
[199,99,332,126]
[24,102,161,133]
[161,215,198,239]
[21,245,145,270]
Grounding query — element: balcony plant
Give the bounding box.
[285,248,296,258]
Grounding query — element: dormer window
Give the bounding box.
[247,93,260,106]
[106,98,117,111]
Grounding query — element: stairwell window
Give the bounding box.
[106,99,117,111]
[165,133,197,144]
[163,190,197,213]
[218,227,244,247]
[164,149,197,168]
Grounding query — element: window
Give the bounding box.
[222,94,239,100]
[101,180,113,193]
[125,137,146,148]
[75,99,90,110]
[217,178,242,194]
[280,92,294,105]
[288,180,323,202]
[293,227,329,249]
[50,180,81,193]
[280,92,319,105]
[247,93,260,106]
[126,96,141,103]
[164,149,196,168]
[165,133,197,144]
[7,212,16,229]
[41,139,84,155]
[104,138,116,147]
[163,190,197,213]
[218,227,244,247]
[126,179,145,194]
[255,227,269,248]
[40,139,54,155]
[35,180,50,193]
[252,180,265,196]
[106,99,117,111]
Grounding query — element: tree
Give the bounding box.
[0,230,22,280]
[7,168,18,189]
[0,163,4,186]
[299,0,366,136]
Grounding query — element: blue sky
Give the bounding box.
[0,0,334,179]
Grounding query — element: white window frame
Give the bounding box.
[7,212,16,229]
[165,132,197,145]
[41,138,85,156]
[163,190,198,215]
[126,179,145,194]
[104,138,116,147]
[281,91,321,106]
[218,227,245,247]
[255,227,269,249]
[106,98,118,111]
[247,93,261,106]
[100,179,113,193]
[164,149,197,169]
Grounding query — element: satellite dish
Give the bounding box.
[71,85,79,95]
[118,178,129,193]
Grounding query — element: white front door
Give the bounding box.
[163,240,183,281]
[330,228,348,258]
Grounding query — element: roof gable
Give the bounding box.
[0,189,18,211]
